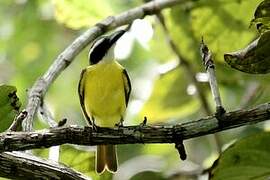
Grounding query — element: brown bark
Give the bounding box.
[1,102,270,152]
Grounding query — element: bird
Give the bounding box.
[78,29,131,174]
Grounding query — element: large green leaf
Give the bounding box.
[52,0,139,29]
[59,145,112,180]
[210,132,270,180]
[0,85,21,132]
[224,0,270,74]
[224,30,270,74]
[251,0,270,33]
[168,0,260,64]
[53,0,113,29]
[60,145,94,176]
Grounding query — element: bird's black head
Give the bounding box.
[88,30,126,65]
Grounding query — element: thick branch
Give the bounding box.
[0,152,88,180]
[2,102,270,152]
[23,0,185,131]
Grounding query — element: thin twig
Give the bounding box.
[155,12,222,153]
[7,110,27,132]
[58,118,67,127]
[200,39,226,117]
[22,0,185,132]
[38,100,61,162]
[38,101,58,128]
[1,102,270,152]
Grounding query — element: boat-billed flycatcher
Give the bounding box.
[78,30,131,174]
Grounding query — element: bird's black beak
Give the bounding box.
[108,30,126,46]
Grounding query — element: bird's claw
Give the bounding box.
[90,120,99,132]
[115,121,124,128]
[139,116,147,128]
[136,116,147,131]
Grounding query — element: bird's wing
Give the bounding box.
[122,69,131,106]
[78,68,92,125]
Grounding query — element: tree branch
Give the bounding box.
[2,102,270,152]
[0,152,88,180]
[22,0,185,131]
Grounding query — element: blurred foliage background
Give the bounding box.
[0,0,270,179]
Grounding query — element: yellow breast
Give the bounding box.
[83,61,126,127]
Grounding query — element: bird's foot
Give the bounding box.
[91,120,99,132]
[115,121,124,128]
[139,116,147,128]
[136,116,147,132]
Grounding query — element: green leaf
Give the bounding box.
[53,0,113,29]
[52,0,138,29]
[140,69,200,123]
[60,145,94,175]
[0,84,21,132]
[168,0,259,64]
[224,30,270,74]
[210,132,270,180]
[59,145,112,180]
[251,0,270,33]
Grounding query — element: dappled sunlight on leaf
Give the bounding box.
[53,0,139,29]
[168,0,261,64]
[53,0,113,29]
[59,145,98,179]
[140,69,200,123]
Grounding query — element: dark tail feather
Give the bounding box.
[96,145,106,174]
[105,145,117,173]
[96,145,118,174]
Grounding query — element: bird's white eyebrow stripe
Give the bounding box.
[89,38,105,56]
